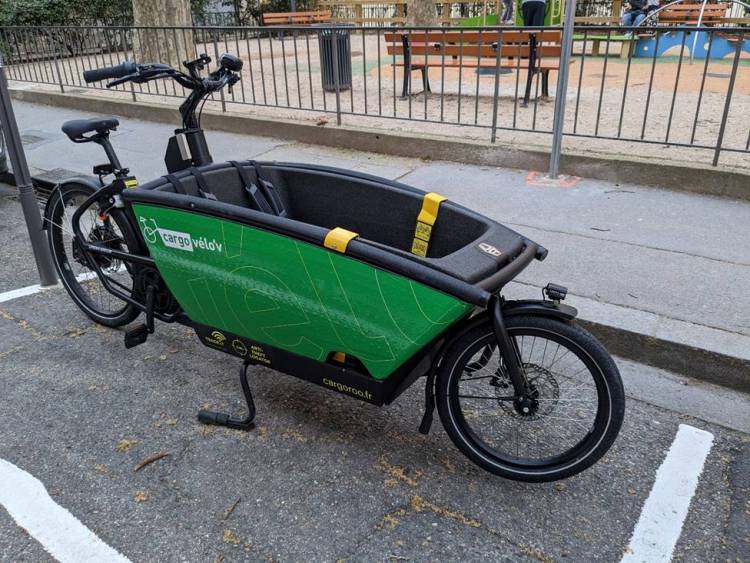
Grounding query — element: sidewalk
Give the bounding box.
[5,100,750,390]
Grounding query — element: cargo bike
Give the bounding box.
[44,53,624,482]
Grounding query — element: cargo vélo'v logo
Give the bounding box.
[139,217,223,253]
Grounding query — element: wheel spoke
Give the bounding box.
[457,394,514,401]
[451,325,610,469]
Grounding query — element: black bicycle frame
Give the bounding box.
[61,52,577,420]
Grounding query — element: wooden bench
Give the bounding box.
[385,30,567,106]
[262,10,332,26]
[573,33,637,59]
[656,2,728,25]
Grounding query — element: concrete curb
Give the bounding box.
[7,87,749,393]
[571,293,750,394]
[508,282,750,394]
[9,86,750,201]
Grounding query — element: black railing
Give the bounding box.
[1,24,747,167]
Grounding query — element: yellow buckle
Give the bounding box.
[324,227,358,253]
[411,192,447,257]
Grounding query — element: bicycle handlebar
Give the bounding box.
[83,61,138,84]
[81,55,241,129]
[476,242,540,292]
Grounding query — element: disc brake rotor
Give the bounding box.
[492,364,560,419]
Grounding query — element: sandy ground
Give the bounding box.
[7,31,749,170]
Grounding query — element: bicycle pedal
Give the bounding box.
[124,323,149,349]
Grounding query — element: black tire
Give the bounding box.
[436,314,625,482]
[0,125,7,175]
[46,182,140,327]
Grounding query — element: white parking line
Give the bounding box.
[0,283,53,304]
[621,424,714,563]
[0,272,101,305]
[0,459,131,563]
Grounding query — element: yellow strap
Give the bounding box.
[324,227,358,253]
[124,178,139,188]
[411,192,447,257]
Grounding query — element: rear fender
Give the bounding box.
[502,299,578,322]
[42,176,101,228]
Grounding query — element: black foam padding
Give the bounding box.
[135,160,532,286]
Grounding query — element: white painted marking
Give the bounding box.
[0,283,50,304]
[0,459,131,563]
[621,424,714,563]
[0,271,105,305]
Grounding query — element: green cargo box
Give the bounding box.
[124,161,530,383]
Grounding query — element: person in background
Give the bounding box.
[622,0,648,31]
[502,0,514,23]
[646,0,660,17]
[522,0,547,27]
[520,0,546,107]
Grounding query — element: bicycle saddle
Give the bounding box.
[61,117,119,141]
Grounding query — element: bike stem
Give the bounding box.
[491,296,529,399]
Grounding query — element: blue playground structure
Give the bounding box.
[634,0,750,60]
[634,29,750,58]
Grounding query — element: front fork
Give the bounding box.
[490,296,530,401]
[418,294,531,434]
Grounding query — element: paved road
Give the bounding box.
[0,245,748,562]
[2,197,750,562]
[8,100,750,339]
[1,102,749,562]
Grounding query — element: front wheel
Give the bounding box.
[436,314,625,482]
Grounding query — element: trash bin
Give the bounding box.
[316,24,352,92]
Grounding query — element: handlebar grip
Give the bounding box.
[83,61,137,83]
[476,243,537,292]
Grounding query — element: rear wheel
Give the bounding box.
[436,314,625,482]
[46,183,140,327]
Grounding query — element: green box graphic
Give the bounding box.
[134,204,473,379]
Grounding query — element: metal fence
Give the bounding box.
[320,1,507,26]
[0,24,748,167]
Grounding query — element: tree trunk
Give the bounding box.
[407,0,438,26]
[131,0,195,68]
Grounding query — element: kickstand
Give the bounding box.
[197,361,256,431]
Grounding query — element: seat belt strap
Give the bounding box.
[251,161,287,218]
[230,160,275,214]
[164,173,187,195]
[189,167,217,200]
[411,192,447,257]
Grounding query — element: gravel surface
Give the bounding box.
[7,32,749,170]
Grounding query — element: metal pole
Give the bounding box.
[712,32,743,167]
[331,27,342,126]
[46,30,65,93]
[0,61,58,287]
[548,0,577,179]
[691,0,709,65]
[212,35,227,113]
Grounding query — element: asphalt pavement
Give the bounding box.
[0,244,748,562]
[1,101,749,562]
